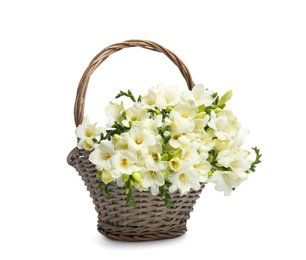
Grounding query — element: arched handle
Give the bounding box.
[74,39,195,126]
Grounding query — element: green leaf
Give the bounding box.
[164,193,175,208]
[159,185,174,208]
[92,138,99,144]
[209,149,218,166]
[115,89,136,102]
[213,95,219,106]
[249,146,262,172]
[126,191,136,207]
[98,182,105,190]
[96,171,102,179]
[211,92,218,98]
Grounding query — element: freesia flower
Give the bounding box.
[89,141,118,171]
[146,144,163,167]
[168,163,201,195]
[141,163,167,195]
[122,102,148,127]
[209,170,244,196]
[191,84,214,106]
[75,115,104,149]
[105,101,124,120]
[169,157,182,171]
[101,169,114,184]
[194,160,211,182]
[122,124,156,152]
[157,84,180,107]
[141,86,167,108]
[217,149,251,173]
[110,150,138,177]
[170,100,198,120]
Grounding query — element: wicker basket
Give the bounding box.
[67,40,205,242]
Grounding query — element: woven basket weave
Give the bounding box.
[67,40,205,242]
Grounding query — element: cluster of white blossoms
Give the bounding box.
[75,84,261,207]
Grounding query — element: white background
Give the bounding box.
[1,0,305,259]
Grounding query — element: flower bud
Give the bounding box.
[155,109,161,115]
[172,149,182,159]
[84,139,94,151]
[161,153,169,161]
[162,170,168,178]
[194,111,207,119]
[197,104,205,112]
[208,170,213,177]
[122,174,129,182]
[129,121,134,127]
[121,110,127,119]
[218,90,232,106]
[167,152,173,159]
[102,169,113,184]
[129,178,135,186]
[132,172,142,183]
[213,107,222,113]
[166,106,174,112]
[113,134,122,143]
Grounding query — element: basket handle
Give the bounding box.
[74,39,195,126]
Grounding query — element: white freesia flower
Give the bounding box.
[169,156,182,171]
[105,101,125,121]
[180,90,194,101]
[208,110,250,150]
[217,149,251,173]
[122,124,156,152]
[170,100,198,120]
[208,110,230,141]
[146,144,163,167]
[168,116,194,147]
[134,182,149,192]
[168,163,201,195]
[142,114,163,133]
[177,133,199,151]
[157,84,180,108]
[114,140,129,151]
[182,148,201,166]
[191,84,214,106]
[141,163,167,195]
[101,169,114,184]
[231,127,250,149]
[111,150,138,177]
[209,170,244,196]
[125,102,148,123]
[76,115,104,149]
[194,160,211,182]
[141,86,167,109]
[89,141,118,171]
[193,115,210,138]
[81,138,94,151]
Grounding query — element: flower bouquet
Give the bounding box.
[67,40,261,241]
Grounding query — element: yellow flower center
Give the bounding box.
[86,131,93,137]
[149,171,157,178]
[182,112,188,118]
[152,153,159,163]
[101,152,111,160]
[179,173,189,183]
[173,135,179,140]
[169,158,180,171]
[121,158,129,167]
[135,137,144,145]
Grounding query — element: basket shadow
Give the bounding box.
[95,230,188,247]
